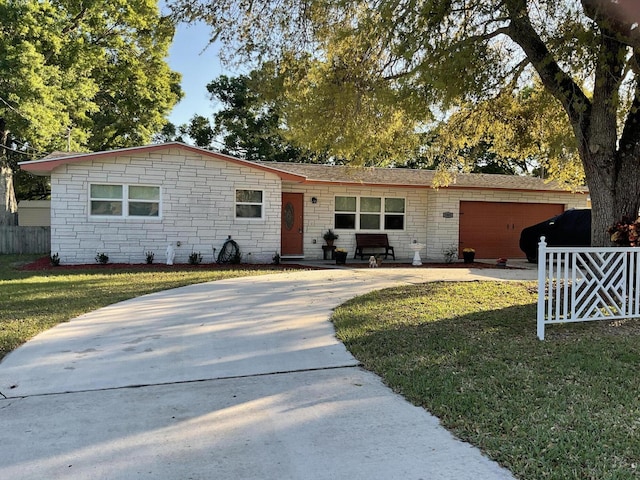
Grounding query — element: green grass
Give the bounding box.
[332,281,640,480]
[0,254,280,360]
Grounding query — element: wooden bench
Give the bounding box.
[354,233,395,260]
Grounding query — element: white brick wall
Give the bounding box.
[51,148,281,264]
[283,183,429,262]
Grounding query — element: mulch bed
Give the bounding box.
[18,256,318,272]
[18,256,520,271]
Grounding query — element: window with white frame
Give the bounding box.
[334,196,405,230]
[128,186,160,217]
[90,184,160,217]
[235,189,264,218]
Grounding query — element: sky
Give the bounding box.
[165,21,238,127]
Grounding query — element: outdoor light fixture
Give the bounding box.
[311,197,318,204]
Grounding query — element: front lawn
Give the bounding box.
[332,281,640,480]
[0,255,282,360]
[4,255,639,478]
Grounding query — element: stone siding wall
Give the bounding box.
[51,148,281,264]
[283,183,429,261]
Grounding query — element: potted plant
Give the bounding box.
[323,229,339,246]
[462,248,475,263]
[335,248,348,265]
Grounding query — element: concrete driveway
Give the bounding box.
[0,267,535,479]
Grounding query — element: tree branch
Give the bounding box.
[505,58,531,90]
[504,0,591,140]
[62,6,88,35]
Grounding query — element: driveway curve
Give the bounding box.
[0,267,534,479]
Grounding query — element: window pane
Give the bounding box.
[385,215,404,230]
[335,213,356,229]
[129,202,159,216]
[335,196,356,212]
[129,186,159,200]
[236,204,262,218]
[385,198,405,213]
[360,214,381,230]
[361,197,381,213]
[91,201,122,216]
[91,184,122,199]
[236,190,262,203]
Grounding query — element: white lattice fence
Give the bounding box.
[537,237,640,340]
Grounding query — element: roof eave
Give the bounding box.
[18,142,307,182]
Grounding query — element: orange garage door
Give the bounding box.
[459,201,564,259]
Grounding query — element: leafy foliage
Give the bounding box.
[207,73,316,161]
[1,0,182,202]
[161,71,332,162]
[432,83,584,188]
[608,217,640,246]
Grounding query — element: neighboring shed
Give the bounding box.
[18,200,51,227]
[20,142,588,264]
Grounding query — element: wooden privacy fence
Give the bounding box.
[537,236,640,340]
[0,226,50,254]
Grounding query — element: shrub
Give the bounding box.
[443,245,457,263]
[50,253,60,266]
[188,251,202,265]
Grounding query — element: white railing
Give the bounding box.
[537,236,640,340]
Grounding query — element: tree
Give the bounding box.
[153,116,215,148]
[1,0,182,213]
[161,71,331,162]
[207,72,327,162]
[432,84,585,188]
[169,0,640,245]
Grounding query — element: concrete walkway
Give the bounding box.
[0,267,536,479]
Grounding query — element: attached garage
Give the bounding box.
[458,201,565,259]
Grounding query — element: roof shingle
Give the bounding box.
[256,162,586,193]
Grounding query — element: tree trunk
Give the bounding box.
[0,118,18,226]
[0,163,18,226]
[579,143,640,246]
[505,2,639,246]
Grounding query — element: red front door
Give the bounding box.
[281,193,304,256]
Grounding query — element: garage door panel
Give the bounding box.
[459,201,564,259]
